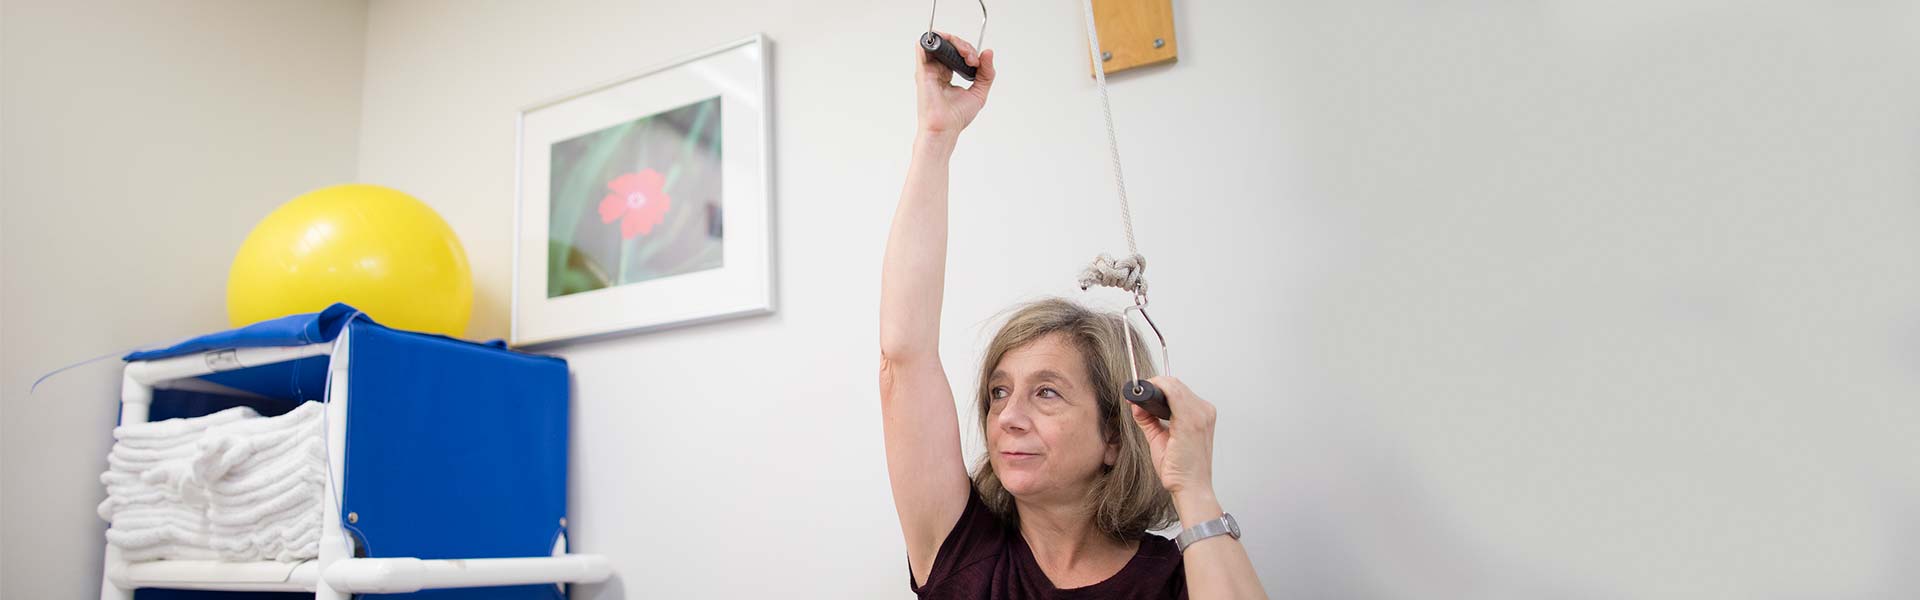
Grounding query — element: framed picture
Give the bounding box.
[513,34,774,347]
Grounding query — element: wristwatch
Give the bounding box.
[1175,513,1240,553]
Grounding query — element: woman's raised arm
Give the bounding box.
[879,34,995,588]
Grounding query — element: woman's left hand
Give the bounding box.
[1129,376,1216,500]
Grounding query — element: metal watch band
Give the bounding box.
[1175,513,1239,553]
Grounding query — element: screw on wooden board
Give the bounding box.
[1101,51,1113,61]
[1154,38,1165,48]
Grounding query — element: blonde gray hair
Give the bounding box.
[970,297,1175,541]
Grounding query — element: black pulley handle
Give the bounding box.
[1121,301,1173,420]
[921,0,986,81]
[920,33,977,81]
[1126,379,1171,421]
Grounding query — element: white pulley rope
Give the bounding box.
[1073,0,1171,420]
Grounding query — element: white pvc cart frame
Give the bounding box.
[99,328,611,599]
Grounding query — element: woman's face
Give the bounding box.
[986,332,1118,504]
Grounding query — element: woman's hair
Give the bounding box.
[970,297,1176,541]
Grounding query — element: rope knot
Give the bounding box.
[1077,253,1148,294]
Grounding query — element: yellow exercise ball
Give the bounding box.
[227,184,473,337]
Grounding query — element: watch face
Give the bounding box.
[1225,513,1241,538]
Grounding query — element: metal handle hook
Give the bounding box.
[1122,303,1169,383]
[921,0,988,81]
[927,0,987,48]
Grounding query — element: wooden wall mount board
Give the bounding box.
[1090,0,1178,76]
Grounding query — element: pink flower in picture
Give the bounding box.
[597,169,672,239]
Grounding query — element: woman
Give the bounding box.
[880,34,1269,599]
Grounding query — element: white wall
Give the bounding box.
[355,0,1920,598]
[358,0,1304,597]
[0,0,368,596]
[356,1,1920,599]
[5,0,1917,598]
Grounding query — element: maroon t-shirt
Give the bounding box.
[909,489,1187,599]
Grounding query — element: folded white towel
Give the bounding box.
[211,504,318,539]
[106,520,209,552]
[204,438,323,523]
[208,464,321,508]
[97,489,176,522]
[106,523,208,550]
[101,471,171,497]
[105,505,204,524]
[209,511,321,546]
[100,401,327,563]
[198,432,323,489]
[100,449,218,560]
[210,511,320,539]
[194,402,323,484]
[108,439,200,462]
[211,510,322,561]
[100,450,206,519]
[110,406,259,444]
[207,477,321,527]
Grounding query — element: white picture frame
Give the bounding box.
[513,34,774,347]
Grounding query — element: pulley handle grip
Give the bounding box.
[1125,379,1171,420]
[920,32,978,81]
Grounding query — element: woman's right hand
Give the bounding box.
[916,33,995,139]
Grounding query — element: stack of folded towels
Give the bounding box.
[97,401,326,562]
